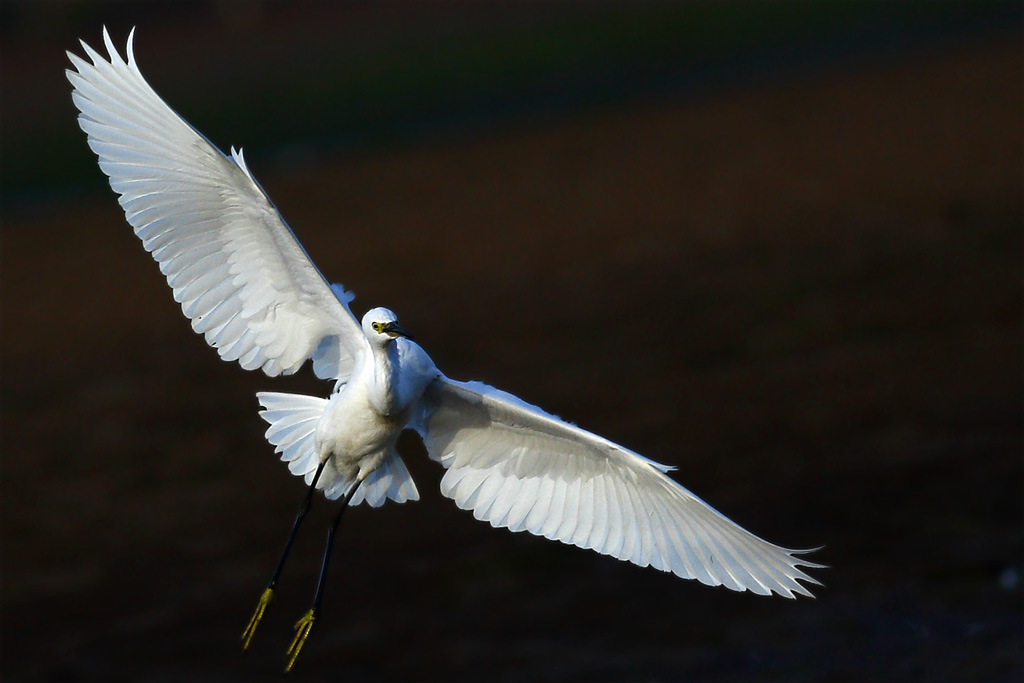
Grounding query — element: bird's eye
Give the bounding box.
[372,322,382,332]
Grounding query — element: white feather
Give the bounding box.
[417,377,823,598]
[66,27,365,379]
[256,392,418,506]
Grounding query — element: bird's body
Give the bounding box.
[68,28,823,671]
[318,381,398,483]
[314,309,438,488]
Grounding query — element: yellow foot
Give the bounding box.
[285,608,317,672]
[241,587,275,650]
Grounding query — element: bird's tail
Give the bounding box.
[256,392,419,506]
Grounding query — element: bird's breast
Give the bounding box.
[315,384,409,462]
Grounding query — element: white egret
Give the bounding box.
[68,28,822,671]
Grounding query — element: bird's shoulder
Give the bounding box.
[396,339,438,378]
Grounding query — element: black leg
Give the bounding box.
[242,460,328,650]
[285,478,362,672]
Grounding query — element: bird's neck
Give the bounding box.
[369,343,402,417]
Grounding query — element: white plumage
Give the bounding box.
[68,28,822,606]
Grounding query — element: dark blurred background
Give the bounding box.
[1,2,1021,681]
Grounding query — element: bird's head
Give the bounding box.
[362,307,413,346]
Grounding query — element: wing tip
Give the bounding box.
[71,26,137,69]
[787,544,829,569]
[122,26,138,68]
[101,25,117,61]
[230,146,258,184]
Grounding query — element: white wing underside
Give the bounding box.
[66,28,363,379]
[417,378,823,598]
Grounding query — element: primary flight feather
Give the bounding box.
[68,28,822,670]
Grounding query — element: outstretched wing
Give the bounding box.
[416,377,823,598]
[67,28,364,378]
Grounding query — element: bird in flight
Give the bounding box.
[68,28,822,672]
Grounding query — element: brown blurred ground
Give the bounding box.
[2,29,1022,683]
